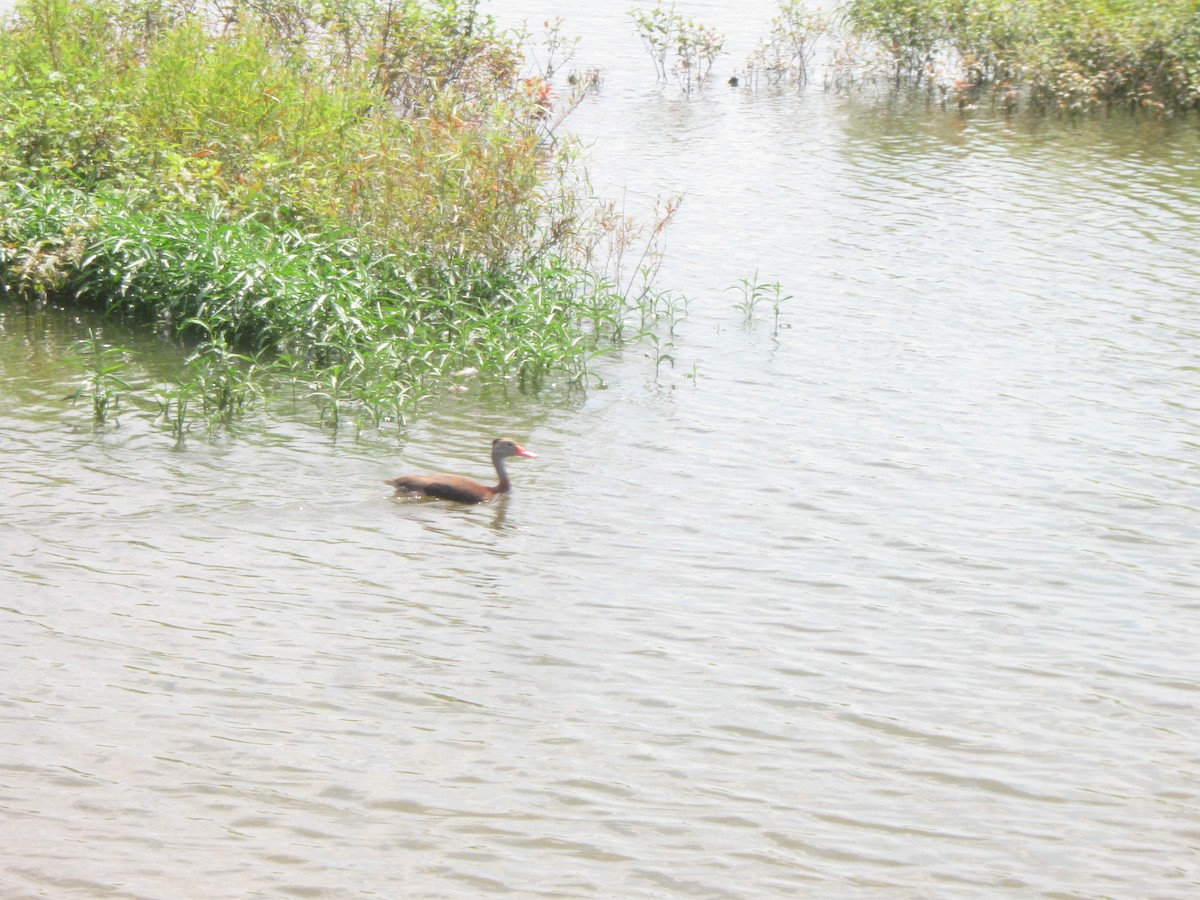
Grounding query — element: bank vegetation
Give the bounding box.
[0,0,676,437]
[632,0,1199,114]
[839,0,1200,114]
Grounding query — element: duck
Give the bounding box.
[384,437,537,503]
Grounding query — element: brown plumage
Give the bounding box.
[384,437,538,504]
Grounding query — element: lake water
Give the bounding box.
[3,0,1199,896]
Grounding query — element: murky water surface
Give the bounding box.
[3,1,1199,896]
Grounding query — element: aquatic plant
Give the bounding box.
[155,380,193,446]
[182,321,264,423]
[629,1,678,82]
[730,273,771,320]
[518,18,604,148]
[0,175,688,441]
[63,329,132,427]
[740,0,832,89]
[836,0,1200,114]
[646,332,675,384]
[729,273,793,335]
[629,2,726,96]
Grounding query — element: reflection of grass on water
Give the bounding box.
[0,0,684,440]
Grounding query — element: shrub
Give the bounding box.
[0,0,672,434]
[629,2,726,95]
[836,0,1200,113]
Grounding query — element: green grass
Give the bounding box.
[1,180,670,439]
[0,0,679,438]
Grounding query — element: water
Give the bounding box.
[3,1,1200,896]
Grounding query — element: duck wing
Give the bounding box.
[385,473,494,503]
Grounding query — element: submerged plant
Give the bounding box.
[741,0,831,89]
[182,320,263,424]
[64,329,133,427]
[646,332,675,383]
[629,2,725,95]
[834,0,1200,114]
[729,273,793,333]
[155,380,193,445]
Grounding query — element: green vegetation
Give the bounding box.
[629,0,1197,113]
[729,273,792,336]
[629,2,726,95]
[0,0,676,439]
[63,329,133,426]
[743,0,832,89]
[6,0,1188,438]
[838,0,1200,113]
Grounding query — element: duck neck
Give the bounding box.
[492,451,512,493]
